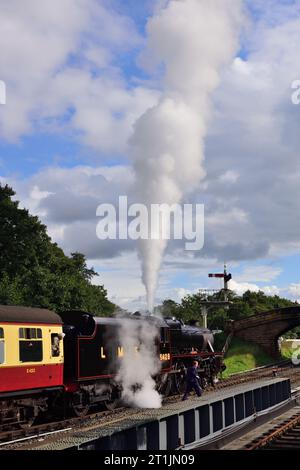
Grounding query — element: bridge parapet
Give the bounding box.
[229,307,300,358]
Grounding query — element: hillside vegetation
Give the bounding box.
[212,332,275,377]
[221,336,274,377]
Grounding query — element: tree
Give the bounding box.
[0,184,115,315]
[154,299,180,317]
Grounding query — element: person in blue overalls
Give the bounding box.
[182,360,202,400]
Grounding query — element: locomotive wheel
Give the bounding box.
[156,373,171,397]
[174,373,186,395]
[173,362,186,395]
[19,416,35,429]
[104,398,119,411]
[19,408,36,429]
[71,390,90,417]
[200,376,208,390]
[104,386,120,411]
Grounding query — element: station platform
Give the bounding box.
[27,377,291,451]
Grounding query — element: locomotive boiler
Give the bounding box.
[164,317,214,353]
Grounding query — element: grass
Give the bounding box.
[280,340,300,360]
[281,347,294,359]
[216,335,274,378]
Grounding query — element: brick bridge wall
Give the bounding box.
[227,306,300,358]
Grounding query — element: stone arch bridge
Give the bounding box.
[228,306,300,358]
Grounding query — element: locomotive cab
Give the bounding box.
[60,311,96,336]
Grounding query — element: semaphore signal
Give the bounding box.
[208,264,232,301]
[198,265,232,328]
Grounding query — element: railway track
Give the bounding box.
[244,409,300,450]
[210,360,300,391]
[265,417,300,450]
[1,360,299,450]
[0,405,140,449]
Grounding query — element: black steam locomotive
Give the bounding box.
[163,317,225,394]
[0,306,225,426]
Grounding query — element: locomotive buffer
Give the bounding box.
[200,265,232,328]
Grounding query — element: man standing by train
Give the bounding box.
[182,360,203,400]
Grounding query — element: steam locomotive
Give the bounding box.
[0,305,225,427]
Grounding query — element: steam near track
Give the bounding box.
[116,317,162,408]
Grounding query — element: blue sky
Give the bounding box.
[1,0,300,309]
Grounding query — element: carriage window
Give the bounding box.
[0,328,4,364]
[51,334,60,357]
[19,328,43,362]
[19,328,42,339]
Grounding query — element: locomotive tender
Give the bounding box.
[0,305,225,427]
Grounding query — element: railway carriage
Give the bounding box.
[0,305,64,426]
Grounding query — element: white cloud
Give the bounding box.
[201,2,300,263]
[2,0,300,267]
[206,207,248,227]
[262,285,281,296]
[228,279,260,295]
[228,279,280,297]
[91,251,146,310]
[219,170,240,183]
[2,163,134,251]
[2,2,300,307]
[0,0,159,153]
[287,284,300,299]
[236,265,282,283]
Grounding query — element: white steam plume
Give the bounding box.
[129,0,243,311]
[116,319,162,408]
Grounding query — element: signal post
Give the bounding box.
[200,265,232,328]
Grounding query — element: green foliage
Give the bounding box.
[280,339,300,359]
[209,333,277,377]
[222,337,274,377]
[0,184,115,315]
[154,299,181,318]
[281,348,294,359]
[179,292,208,322]
[283,327,300,338]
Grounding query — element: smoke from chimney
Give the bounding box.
[129,0,243,311]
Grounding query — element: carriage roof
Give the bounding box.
[0,305,62,324]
